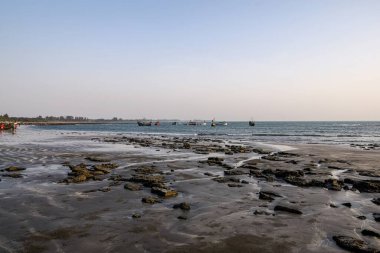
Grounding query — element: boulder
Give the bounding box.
[353,180,380,193]
[371,198,380,206]
[333,235,378,253]
[227,183,243,187]
[325,179,343,191]
[72,174,87,183]
[342,202,352,208]
[374,213,380,222]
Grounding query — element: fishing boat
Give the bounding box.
[249,118,255,126]
[137,121,152,126]
[211,119,227,126]
[172,122,177,125]
[154,121,160,126]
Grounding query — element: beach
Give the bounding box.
[0,126,379,253]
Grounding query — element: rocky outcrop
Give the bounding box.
[142,196,162,204]
[361,229,380,238]
[333,235,378,253]
[5,166,26,172]
[353,180,380,193]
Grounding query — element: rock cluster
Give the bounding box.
[60,163,119,183]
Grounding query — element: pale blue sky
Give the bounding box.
[1,0,379,120]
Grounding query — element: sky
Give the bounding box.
[1,0,379,121]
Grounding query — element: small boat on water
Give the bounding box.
[249,121,255,126]
[172,122,177,125]
[137,121,152,126]
[211,119,227,127]
[154,121,160,126]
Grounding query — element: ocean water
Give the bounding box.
[30,121,380,145]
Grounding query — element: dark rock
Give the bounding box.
[371,198,380,206]
[2,173,23,178]
[5,166,26,172]
[124,183,143,191]
[151,187,178,198]
[285,160,298,164]
[374,213,380,222]
[330,204,338,208]
[353,180,380,193]
[342,202,352,208]
[224,170,246,176]
[141,196,161,204]
[333,235,378,253]
[183,142,191,149]
[173,202,190,211]
[357,216,367,220]
[259,191,281,201]
[177,215,187,220]
[325,179,343,191]
[98,187,111,192]
[274,205,302,214]
[132,213,141,219]
[204,172,215,177]
[227,183,243,187]
[254,210,272,215]
[241,180,249,184]
[129,175,165,187]
[361,229,380,238]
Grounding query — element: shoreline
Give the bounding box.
[0,131,379,252]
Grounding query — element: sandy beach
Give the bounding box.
[0,129,379,253]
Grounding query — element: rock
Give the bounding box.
[353,180,380,193]
[330,204,338,208]
[342,202,352,208]
[98,187,111,192]
[183,142,191,149]
[142,196,161,204]
[72,174,87,183]
[92,163,118,170]
[325,179,343,191]
[225,151,234,155]
[124,183,143,191]
[205,157,224,166]
[227,183,243,187]
[254,210,272,215]
[151,187,178,198]
[177,215,187,220]
[204,172,215,177]
[129,175,165,187]
[173,202,190,211]
[373,213,380,222]
[5,166,26,172]
[357,216,367,220]
[361,229,380,238]
[285,160,298,164]
[371,198,380,206]
[333,235,378,253]
[259,191,281,201]
[109,174,128,182]
[224,170,246,176]
[212,177,232,183]
[85,156,110,162]
[241,180,249,184]
[274,205,302,215]
[2,173,23,178]
[132,213,141,219]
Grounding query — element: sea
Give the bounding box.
[23,121,380,146]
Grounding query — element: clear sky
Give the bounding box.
[1,0,379,120]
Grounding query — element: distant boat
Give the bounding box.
[172,122,177,125]
[137,121,152,126]
[249,121,255,126]
[211,119,227,126]
[154,121,160,126]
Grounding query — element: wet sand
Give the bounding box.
[0,132,379,253]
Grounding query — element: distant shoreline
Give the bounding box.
[21,121,137,126]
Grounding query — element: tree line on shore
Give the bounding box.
[0,114,122,122]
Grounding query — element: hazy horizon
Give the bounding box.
[1,0,380,121]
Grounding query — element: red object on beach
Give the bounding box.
[0,123,4,130]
